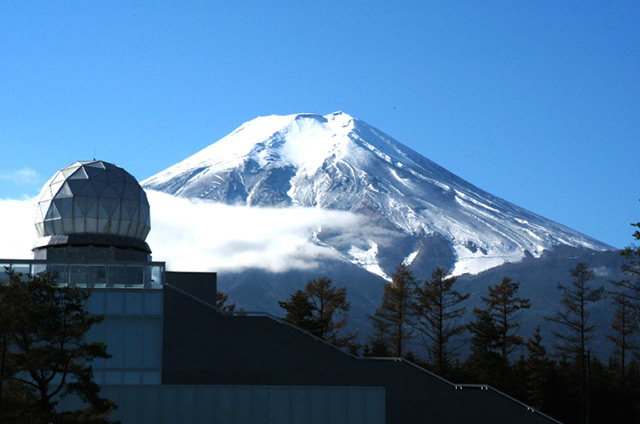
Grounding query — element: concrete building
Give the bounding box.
[0,160,560,423]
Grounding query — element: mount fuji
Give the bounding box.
[142,112,622,352]
[143,111,611,278]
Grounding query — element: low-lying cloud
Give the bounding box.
[146,191,366,272]
[0,198,38,259]
[0,191,369,273]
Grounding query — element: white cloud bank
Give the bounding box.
[0,198,38,259]
[0,191,368,273]
[146,191,365,272]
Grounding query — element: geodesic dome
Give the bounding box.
[34,161,151,241]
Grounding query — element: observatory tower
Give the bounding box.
[32,160,151,261]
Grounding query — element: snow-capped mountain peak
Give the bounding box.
[143,112,612,277]
[160,113,350,175]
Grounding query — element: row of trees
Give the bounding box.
[275,220,640,424]
[363,264,533,379]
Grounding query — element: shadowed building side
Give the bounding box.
[163,276,559,424]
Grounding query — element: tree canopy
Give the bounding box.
[216,290,236,312]
[546,262,604,424]
[279,277,355,348]
[0,271,116,424]
[368,264,417,358]
[546,262,604,360]
[482,277,531,360]
[621,220,640,278]
[412,267,468,375]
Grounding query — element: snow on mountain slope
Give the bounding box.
[143,112,612,277]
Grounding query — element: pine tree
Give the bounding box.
[368,264,417,357]
[0,271,116,424]
[616,215,640,367]
[482,277,531,361]
[546,262,604,424]
[363,316,391,357]
[525,326,553,411]
[547,263,604,360]
[413,267,469,375]
[216,290,236,312]
[464,307,506,387]
[303,277,352,345]
[621,220,640,278]
[607,281,638,381]
[279,289,317,334]
[279,278,355,347]
[612,213,640,423]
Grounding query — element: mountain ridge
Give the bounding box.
[142,111,612,277]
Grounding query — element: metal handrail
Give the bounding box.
[1,258,166,288]
[454,384,562,423]
[0,258,166,267]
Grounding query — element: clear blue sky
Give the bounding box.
[0,1,638,248]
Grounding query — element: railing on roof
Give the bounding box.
[164,282,563,424]
[0,259,165,289]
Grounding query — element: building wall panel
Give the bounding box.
[61,385,384,424]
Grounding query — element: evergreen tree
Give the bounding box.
[368,264,417,357]
[546,262,604,424]
[482,277,531,361]
[621,219,640,278]
[413,267,469,375]
[607,281,637,382]
[463,277,530,391]
[279,289,317,334]
[464,307,506,387]
[0,271,116,424]
[216,290,236,312]
[279,278,355,347]
[303,277,353,345]
[616,215,640,364]
[612,212,640,423]
[525,326,553,411]
[362,317,391,357]
[547,262,604,360]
